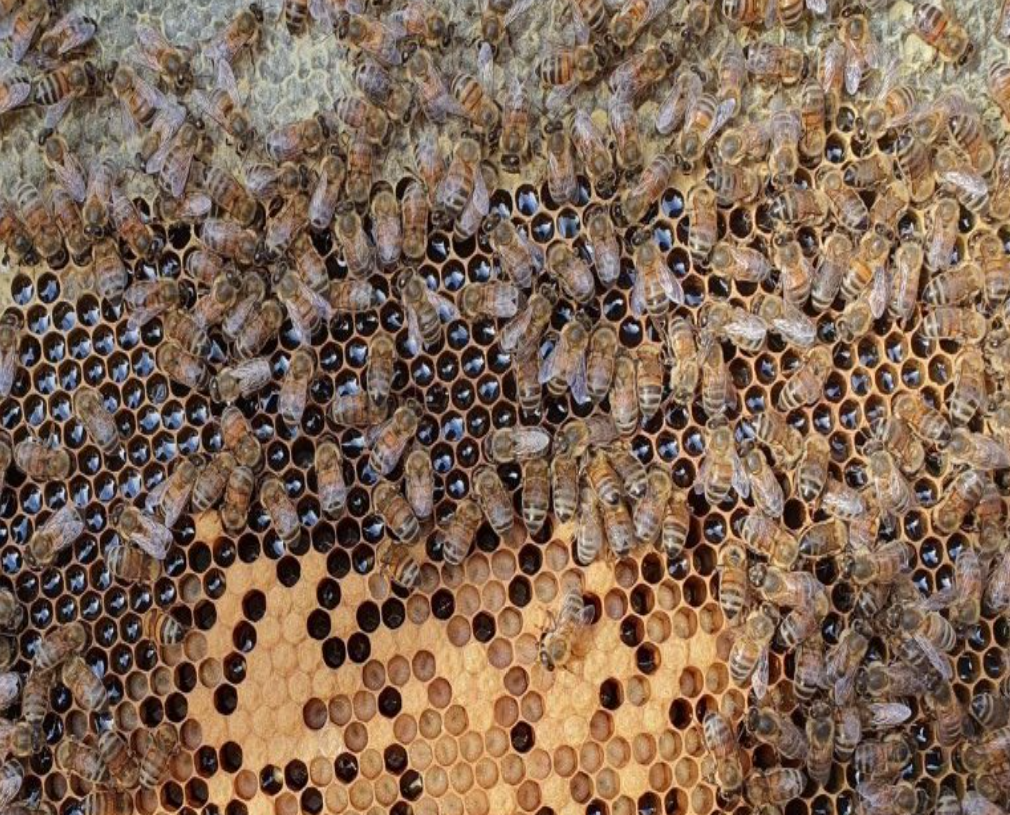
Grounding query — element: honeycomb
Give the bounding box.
[1,1,1010,815]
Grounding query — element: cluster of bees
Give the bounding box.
[2,0,1010,811]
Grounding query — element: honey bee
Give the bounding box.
[819,168,868,233]
[701,710,743,796]
[798,80,826,160]
[451,70,501,138]
[866,450,916,518]
[698,422,747,505]
[767,106,802,187]
[607,446,647,502]
[947,428,1010,470]
[550,454,580,525]
[746,42,807,86]
[353,58,412,122]
[367,401,421,477]
[56,739,106,784]
[540,313,591,405]
[538,45,604,111]
[753,294,814,349]
[778,604,820,649]
[739,512,799,569]
[617,153,676,224]
[699,334,738,419]
[545,242,594,306]
[487,215,544,290]
[911,2,973,66]
[631,236,685,318]
[659,318,696,409]
[868,179,909,240]
[855,782,921,815]
[709,243,771,285]
[0,198,34,262]
[656,68,703,138]
[499,76,531,174]
[950,347,987,424]
[892,391,951,445]
[14,181,63,267]
[746,768,807,808]
[0,719,40,758]
[483,427,551,463]
[569,111,616,198]
[98,730,140,791]
[853,735,912,782]
[401,180,429,264]
[138,723,179,789]
[543,120,577,207]
[753,409,803,469]
[34,60,100,137]
[315,438,348,519]
[575,485,605,566]
[971,692,1010,730]
[0,590,18,632]
[26,503,84,569]
[134,22,193,91]
[344,136,375,207]
[632,467,671,547]
[794,638,827,702]
[974,232,1010,307]
[373,482,420,544]
[865,415,924,476]
[397,269,460,352]
[823,621,871,704]
[275,268,333,344]
[754,565,829,619]
[217,408,260,473]
[378,542,421,594]
[777,346,831,411]
[106,542,162,584]
[680,94,737,168]
[42,135,86,206]
[278,347,315,431]
[440,499,482,566]
[716,542,748,624]
[265,115,329,163]
[472,464,513,537]
[157,340,210,390]
[539,584,594,672]
[368,186,402,268]
[895,132,935,205]
[520,457,550,535]
[730,603,776,698]
[61,655,108,712]
[112,504,174,561]
[514,352,541,416]
[405,48,457,124]
[331,391,387,427]
[742,449,784,517]
[885,239,924,327]
[586,449,622,507]
[72,386,121,455]
[0,315,20,401]
[260,476,300,546]
[202,3,262,66]
[198,165,257,227]
[459,282,521,322]
[211,358,272,404]
[15,437,70,482]
[583,324,618,403]
[607,99,642,175]
[434,135,482,228]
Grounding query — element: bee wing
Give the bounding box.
[752,646,769,700]
[696,454,709,495]
[135,23,171,60]
[42,97,72,134]
[133,515,173,561]
[942,169,988,199]
[503,0,538,28]
[912,633,953,681]
[145,128,178,176]
[545,83,577,116]
[819,40,845,94]
[731,452,750,499]
[864,702,912,727]
[144,475,170,516]
[404,305,423,355]
[630,269,646,318]
[50,12,98,54]
[867,268,890,320]
[52,155,87,204]
[10,14,41,63]
[214,58,241,104]
[833,667,856,705]
[705,97,738,142]
[844,51,862,98]
[730,313,770,346]
[470,160,490,218]
[660,264,685,307]
[806,0,828,14]
[570,347,590,405]
[0,63,30,114]
[538,336,563,385]
[162,144,195,201]
[176,192,213,220]
[0,673,20,708]
[500,306,534,354]
[427,288,460,322]
[477,40,495,94]
[0,760,21,806]
[0,339,17,399]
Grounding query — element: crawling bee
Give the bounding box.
[538,585,594,672]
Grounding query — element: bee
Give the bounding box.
[14,181,64,266]
[742,449,784,517]
[458,282,521,322]
[971,692,1010,730]
[606,99,642,175]
[339,136,373,208]
[754,565,829,617]
[15,437,70,482]
[855,782,920,815]
[537,43,603,94]
[753,294,814,349]
[112,504,173,561]
[520,458,550,535]
[660,318,697,409]
[607,446,648,500]
[770,234,812,308]
[198,166,257,227]
[868,180,909,240]
[275,268,333,344]
[72,386,121,455]
[397,269,458,351]
[730,612,789,700]
[585,324,618,403]
[514,352,541,416]
[34,60,100,136]
[486,216,543,291]
[545,242,594,306]
[0,720,40,758]
[451,71,501,138]
[260,476,300,546]
[701,710,743,796]
[798,80,826,160]
[203,3,262,66]
[618,153,676,224]
[440,499,482,566]
[886,240,925,327]
[865,416,924,475]
[373,482,420,544]
[854,735,912,782]
[656,68,703,138]
[911,3,973,66]
[188,452,235,515]
[632,467,671,547]
[539,585,594,672]
[138,723,179,789]
[265,115,328,163]
[80,791,134,815]
[680,94,737,169]
[721,0,766,29]
[0,199,34,262]
[974,232,1010,307]
[550,454,580,525]
[540,313,591,404]
[364,186,401,268]
[683,185,719,263]
[99,730,140,791]
[378,542,421,594]
[543,121,577,207]
[575,485,605,566]
[279,347,317,431]
[282,0,310,34]
[586,449,622,507]
[778,605,820,650]
[819,168,868,233]
[895,133,935,205]
[793,637,827,702]
[433,135,481,228]
[331,392,387,428]
[845,539,911,586]
[777,346,831,411]
[393,184,429,266]
[799,518,847,560]
[770,186,826,229]
[405,48,457,125]
[866,450,916,518]
[157,341,209,390]
[631,237,685,318]
[367,401,421,477]
[56,738,107,784]
[311,438,348,520]
[484,427,552,463]
[353,58,412,122]
[210,357,272,404]
[699,334,736,419]
[717,542,748,624]
[41,134,86,205]
[767,107,802,187]
[555,415,619,459]
[217,407,261,472]
[61,654,107,712]
[947,349,988,427]
[709,243,771,285]
[0,589,15,632]
[698,422,747,505]
[753,410,803,469]
[947,428,1010,470]
[25,503,84,569]
[135,22,193,91]
[106,542,162,584]
[989,61,1010,125]
[746,768,807,808]
[746,42,807,86]
[569,110,616,198]
[925,197,959,273]
[892,391,951,445]
[499,76,531,174]
[472,464,513,537]
[0,315,20,401]
[739,512,799,569]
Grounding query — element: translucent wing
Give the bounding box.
[0,62,30,114]
[864,702,912,727]
[706,97,738,141]
[0,673,20,708]
[752,647,769,700]
[630,269,646,318]
[912,633,953,681]
[404,305,423,355]
[10,13,42,63]
[731,451,750,499]
[771,308,815,347]
[133,24,170,72]
[833,669,856,705]
[660,264,686,307]
[173,192,213,220]
[500,306,535,354]
[538,336,563,385]
[942,170,988,199]
[844,53,862,97]
[42,97,71,133]
[0,337,17,400]
[163,139,195,200]
[53,155,87,204]
[806,0,828,14]
[545,83,578,115]
[131,512,173,560]
[574,603,594,628]
[820,40,845,94]
[868,268,890,320]
[570,349,589,405]
[215,58,241,103]
[48,12,97,55]
[428,289,460,322]
[503,0,538,27]
[469,161,490,218]
[0,761,21,806]
[477,40,494,95]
